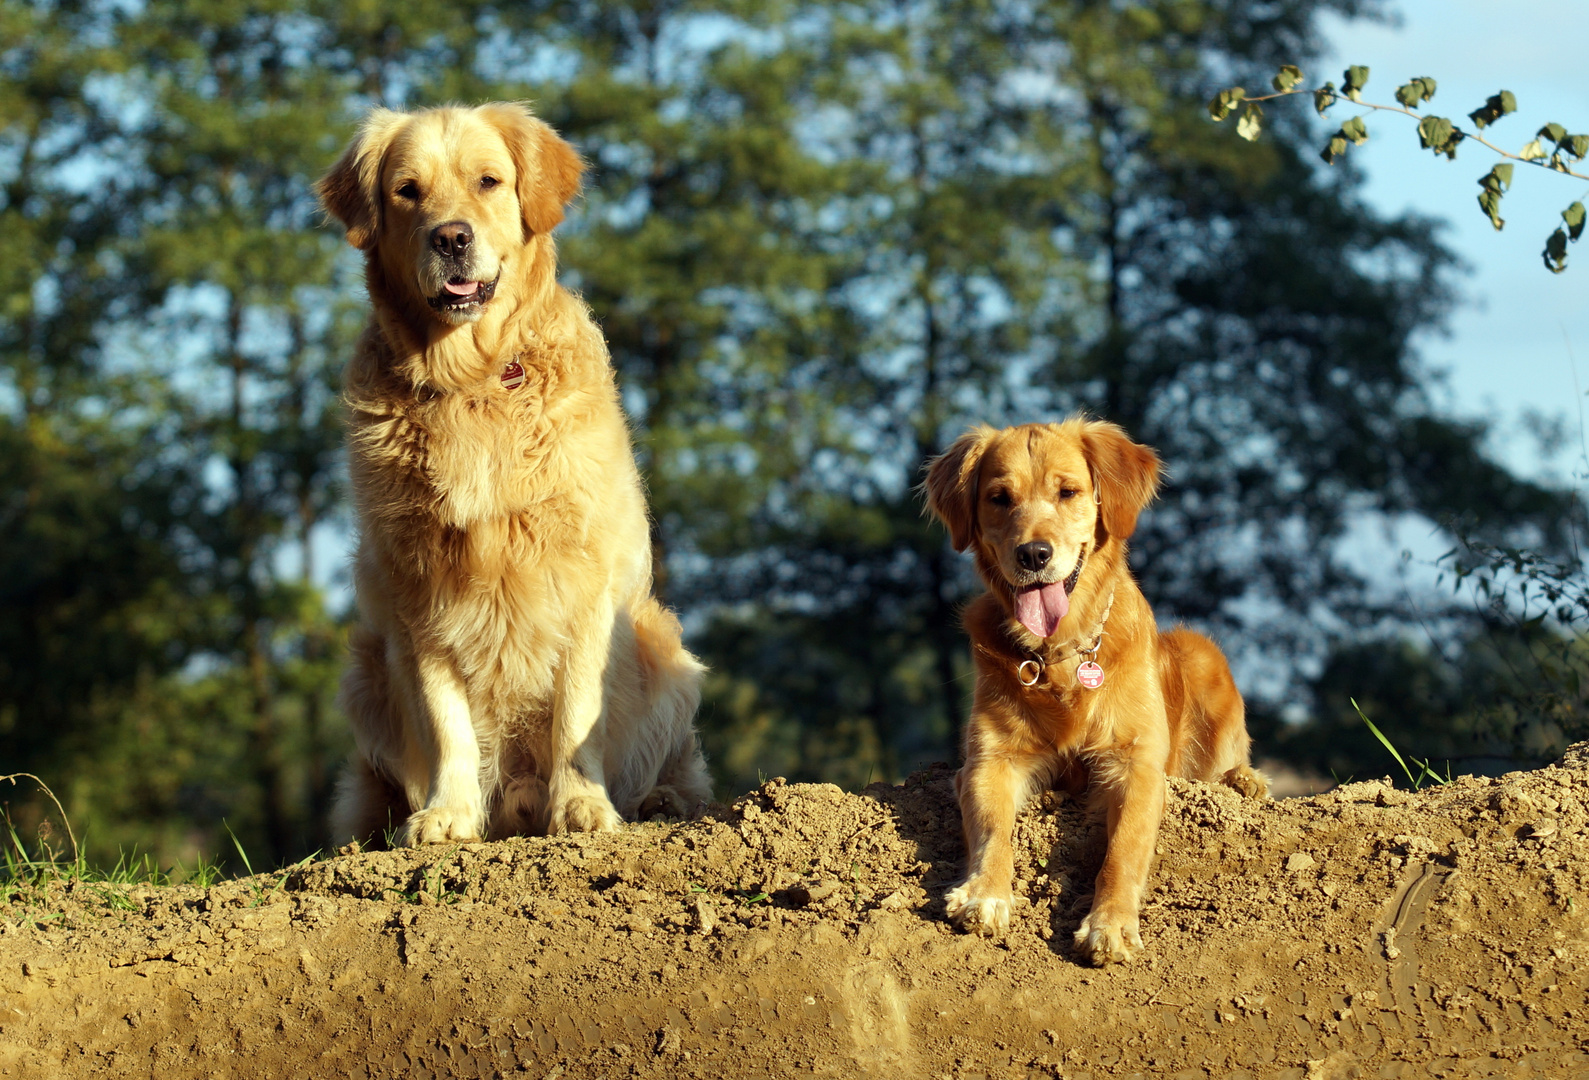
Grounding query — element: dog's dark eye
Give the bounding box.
[480,175,501,191]
[1059,487,1080,500]
[395,180,420,200]
[987,490,1011,507]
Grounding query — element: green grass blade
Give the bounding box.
[1351,698,1416,788]
[222,820,255,878]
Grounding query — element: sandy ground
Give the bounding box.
[2,745,1587,1079]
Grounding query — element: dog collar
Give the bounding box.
[983,587,1116,691]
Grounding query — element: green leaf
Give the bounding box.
[1566,202,1587,242]
[1477,188,1505,231]
[1540,122,1567,144]
[1476,166,1512,230]
[1320,134,1349,165]
[1395,77,1436,110]
[1341,115,1368,146]
[1567,135,1589,162]
[1484,162,1514,190]
[1315,82,1337,115]
[1417,116,1457,157]
[1271,65,1303,92]
[1468,90,1517,130]
[1343,65,1369,102]
[1208,86,1246,122]
[1520,138,1546,162]
[1545,227,1570,273]
[1236,102,1264,141]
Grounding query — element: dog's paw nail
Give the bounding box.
[400,807,483,846]
[945,885,1012,936]
[1074,912,1142,965]
[551,794,621,834]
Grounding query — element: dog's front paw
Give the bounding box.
[1073,908,1143,965]
[549,792,622,834]
[945,881,1013,936]
[399,805,483,847]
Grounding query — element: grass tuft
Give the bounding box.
[2,774,228,922]
[1350,699,1452,790]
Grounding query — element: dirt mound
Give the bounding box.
[3,748,1588,1079]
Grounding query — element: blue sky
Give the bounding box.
[1321,0,1589,483]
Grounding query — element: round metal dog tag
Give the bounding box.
[1076,661,1104,690]
[501,360,526,390]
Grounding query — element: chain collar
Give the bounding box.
[978,587,1116,690]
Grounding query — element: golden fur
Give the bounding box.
[925,419,1266,964]
[318,103,710,846]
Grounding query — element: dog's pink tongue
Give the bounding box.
[444,279,480,297]
[1015,582,1070,638]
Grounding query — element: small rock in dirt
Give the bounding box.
[691,896,716,935]
[782,879,840,908]
[654,1026,682,1056]
[1286,852,1317,873]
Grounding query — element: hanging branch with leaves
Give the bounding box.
[1209,65,1588,272]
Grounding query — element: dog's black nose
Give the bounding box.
[1016,541,1052,572]
[430,221,474,258]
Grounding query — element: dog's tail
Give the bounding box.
[628,598,712,816]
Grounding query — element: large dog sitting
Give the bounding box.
[318,103,711,846]
[925,419,1267,964]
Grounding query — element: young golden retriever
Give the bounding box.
[317,103,711,846]
[925,419,1266,964]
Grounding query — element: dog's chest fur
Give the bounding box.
[346,332,646,708]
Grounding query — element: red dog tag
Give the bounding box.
[1077,661,1104,690]
[501,360,525,390]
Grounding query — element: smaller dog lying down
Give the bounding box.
[925,418,1267,964]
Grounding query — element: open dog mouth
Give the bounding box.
[1013,547,1085,639]
[427,273,499,313]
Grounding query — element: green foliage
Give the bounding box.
[1477,163,1513,230]
[1342,64,1370,102]
[1270,521,1589,787]
[1397,77,1438,110]
[1212,63,1589,271]
[1208,86,1247,121]
[1468,90,1517,129]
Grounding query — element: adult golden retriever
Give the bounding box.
[318,103,710,846]
[925,419,1266,963]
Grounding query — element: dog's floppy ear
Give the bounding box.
[924,426,998,552]
[317,108,408,251]
[479,102,586,239]
[1081,420,1161,541]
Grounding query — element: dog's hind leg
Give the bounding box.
[637,731,712,819]
[331,626,415,847]
[1219,763,1269,799]
[329,757,408,849]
